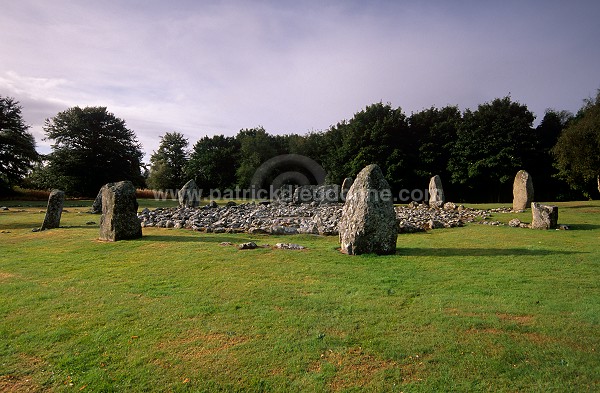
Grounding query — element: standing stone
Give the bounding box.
[428,175,445,208]
[339,164,397,255]
[41,189,65,230]
[178,179,200,207]
[531,202,558,230]
[513,170,534,211]
[91,184,110,214]
[341,177,353,201]
[99,181,142,241]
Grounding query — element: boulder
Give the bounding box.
[99,181,142,241]
[513,170,534,211]
[428,175,445,208]
[41,189,65,230]
[338,164,397,255]
[341,177,354,201]
[178,179,200,207]
[531,203,558,230]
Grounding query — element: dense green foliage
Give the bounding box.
[1,201,600,391]
[146,132,189,191]
[7,91,600,200]
[0,96,39,192]
[38,107,145,197]
[552,91,600,198]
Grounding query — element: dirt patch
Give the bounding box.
[496,313,534,326]
[158,330,251,360]
[0,272,17,281]
[308,347,426,391]
[0,374,42,393]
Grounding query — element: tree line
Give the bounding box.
[1,92,599,202]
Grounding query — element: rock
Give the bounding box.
[341,177,354,201]
[513,170,534,211]
[443,202,456,211]
[428,175,445,208]
[41,189,65,230]
[508,218,522,227]
[1,206,8,211]
[226,201,237,207]
[270,226,299,235]
[91,185,109,214]
[207,200,218,208]
[99,181,143,241]
[339,164,397,255]
[531,203,558,230]
[557,224,570,230]
[85,221,96,225]
[219,242,233,246]
[238,242,258,250]
[178,179,200,207]
[275,243,306,250]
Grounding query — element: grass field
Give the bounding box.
[1,200,599,392]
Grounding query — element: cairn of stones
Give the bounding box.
[531,203,558,230]
[513,170,534,211]
[178,179,201,208]
[41,189,65,230]
[338,164,397,255]
[99,181,142,241]
[428,175,445,208]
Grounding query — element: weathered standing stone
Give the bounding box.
[339,164,397,255]
[178,179,200,207]
[41,189,65,230]
[341,177,354,200]
[99,181,142,241]
[91,184,110,214]
[513,170,534,211]
[428,175,445,208]
[531,202,558,230]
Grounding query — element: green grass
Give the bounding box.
[1,201,599,392]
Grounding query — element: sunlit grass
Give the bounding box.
[1,201,599,392]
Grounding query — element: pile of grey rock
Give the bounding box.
[137,199,491,236]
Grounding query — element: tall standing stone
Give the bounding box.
[41,189,65,230]
[178,179,200,207]
[531,203,558,230]
[339,164,397,255]
[428,175,445,208]
[91,184,110,214]
[99,181,142,241]
[513,170,534,211]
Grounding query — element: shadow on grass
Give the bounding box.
[566,224,600,231]
[138,234,255,243]
[398,247,583,257]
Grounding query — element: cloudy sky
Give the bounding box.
[1,0,599,159]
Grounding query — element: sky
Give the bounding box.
[1,0,599,160]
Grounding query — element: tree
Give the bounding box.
[409,105,461,198]
[0,96,40,191]
[43,106,144,196]
[186,134,240,192]
[146,132,189,190]
[552,91,600,198]
[448,97,536,202]
[235,127,281,188]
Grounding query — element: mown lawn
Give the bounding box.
[0,201,599,392]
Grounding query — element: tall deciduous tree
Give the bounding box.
[448,96,536,202]
[0,96,40,191]
[552,91,600,198]
[43,106,144,196]
[146,132,189,191]
[235,127,282,188]
[186,134,240,192]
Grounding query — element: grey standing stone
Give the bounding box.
[428,175,445,208]
[531,202,558,230]
[91,184,111,214]
[339,164,397,255]
[99,181,142,241]
[41,189,65,230]
[512,170,534,211]
[178,179,200,207]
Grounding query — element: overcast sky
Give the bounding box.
[1,0,599,159]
